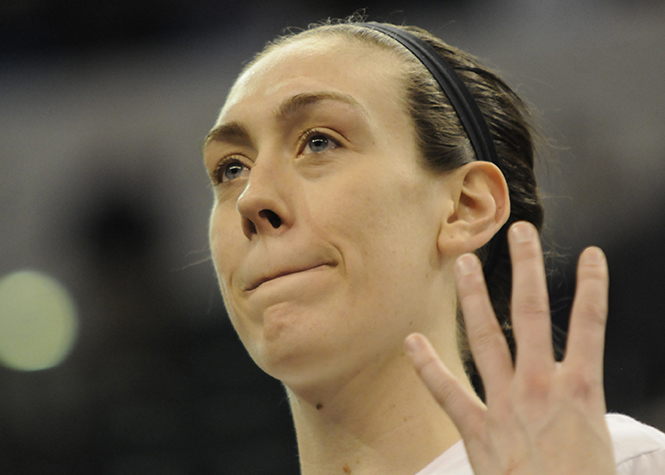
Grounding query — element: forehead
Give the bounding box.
[216,34,407,125]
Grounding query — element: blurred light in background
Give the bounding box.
[0,270,78,371]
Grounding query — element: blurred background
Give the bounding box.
[0,0,664,473]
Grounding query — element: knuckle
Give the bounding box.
[431,378,458,406]
[457,272,488,298]
[562,370,601,400]
[578,263,607,281]
[416,358,460,408]
[511,242,541,263]
[413,352,438,377]
[517,370,552,401]
[576,300,608,326]
[513,294,550,317]
[470,325,503,355]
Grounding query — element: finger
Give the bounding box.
[455,254,513,397]
[563,247,609,376]
[508,222,555,372]
[405,333,485,438]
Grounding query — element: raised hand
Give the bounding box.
[405,221,616,475]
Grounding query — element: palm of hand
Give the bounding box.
[406,221,617,475]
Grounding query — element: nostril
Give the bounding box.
[259,210,282,229]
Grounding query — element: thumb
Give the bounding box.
[405,333,485,438]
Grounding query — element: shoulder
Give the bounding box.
[607,413,665,474]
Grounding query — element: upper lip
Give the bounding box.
[244,262,333,291]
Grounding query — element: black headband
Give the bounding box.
[362,23,498,165]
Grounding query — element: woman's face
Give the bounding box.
[204,36,459,391]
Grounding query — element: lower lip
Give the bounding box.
[248,265,333,295]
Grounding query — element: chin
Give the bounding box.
[233,295,410,398]
[243,329,355,400]
[251,332,403,407]
[252,334,341,386]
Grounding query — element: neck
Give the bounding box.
[287,342,472,475]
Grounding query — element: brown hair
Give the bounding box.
[246,18,545,390]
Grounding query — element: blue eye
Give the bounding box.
[303,132,339,155]
[215,160,248,184]
[308,134,331,153]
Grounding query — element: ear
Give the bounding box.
[437,161,510,256]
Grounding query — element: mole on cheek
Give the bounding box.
[316,403,323,410]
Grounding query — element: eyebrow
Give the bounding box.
[203,91,367,149]
[203,121,251,150]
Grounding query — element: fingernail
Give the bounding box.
[405,334,423,354]
[511,222,534,243]
[583,246,605,264]
[455,254,479,276]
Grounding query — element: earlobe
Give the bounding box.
[437,162,510,256]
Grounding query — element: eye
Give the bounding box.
[307,134,331,153]
[301,131,339,155]
[213,159,249,184]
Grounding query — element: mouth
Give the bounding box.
[245,263,332,292]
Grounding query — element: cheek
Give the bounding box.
[208,204,258,346]
[306,166,440,317]
[316,168,436,258]
[208,203,242,297]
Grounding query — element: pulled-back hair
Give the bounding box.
[247,18,545,390]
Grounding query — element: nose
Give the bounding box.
[236,160,293,239]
